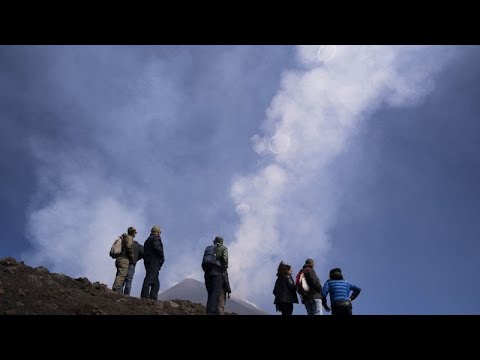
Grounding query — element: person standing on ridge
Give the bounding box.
[299,258,330,315]
[112,226,135,293]
[215,237,230,315]
[202,236,228,315]
[273,261,298,315]
[140,225,165,300]
[321,267,361,316]
[123,239,144,296]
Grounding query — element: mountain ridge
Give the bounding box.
[0,257,269,315]
[0,257,210,315]
[159,277,270,315]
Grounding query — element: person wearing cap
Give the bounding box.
[140,225,165,300]
[301,258,330,315]
[321,268,361,316]
[112,226,135,293]
[202,236,228,315]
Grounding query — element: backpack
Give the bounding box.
[202,245,221,270]
[295,270,310,296]
[109,236,123,258]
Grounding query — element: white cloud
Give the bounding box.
[20,46,455,312]
[228,45,455,305]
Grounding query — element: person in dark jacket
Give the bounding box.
[301,258,330,315]
[112,226,135,293]
[202,236,227,315]
[123,240,144,296]
[140,225,165,300]
[273,261,298,315]
[321,268,361,316]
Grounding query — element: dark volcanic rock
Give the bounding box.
[0,257,207,315]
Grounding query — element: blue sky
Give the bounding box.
[1,45,479,315]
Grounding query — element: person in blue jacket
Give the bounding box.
[321,268,361,316]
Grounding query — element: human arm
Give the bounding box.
[137,244,144,261]
[124,235,134,262]
[223,271,232,297]
[306,269,322,291]
[153,237,165,268]
[350,284,361,301]
[222,247,228,269]
[217,245,228,269]
[286,274,296,292]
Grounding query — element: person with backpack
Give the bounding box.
[321,268,361,316]
[123,240,144,296]
[112,226,135,293]
[140,225,165,300]
[202,236,228,315]
[297,258,330,315]
[273,261,298,315]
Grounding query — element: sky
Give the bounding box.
[1,45,480,315]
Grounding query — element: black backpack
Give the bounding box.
[202,245,221,270]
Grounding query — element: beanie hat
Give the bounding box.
[305,258,315,267]
[329,267,342,276]
[151,225,161,234]
[214,236,224,244]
